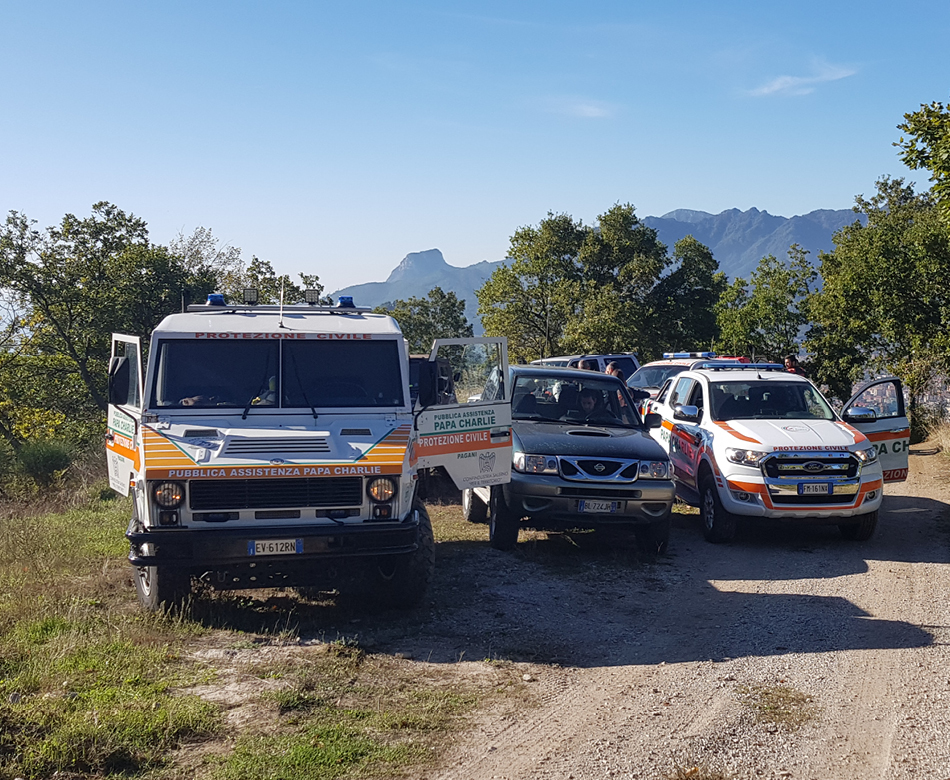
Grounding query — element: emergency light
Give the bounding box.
[337,296,356,308]
[205,293,226,306]
[662,351,716,359]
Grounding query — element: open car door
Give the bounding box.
[843,377,910,483]
[106,334,144,496]
[413,337,512,490]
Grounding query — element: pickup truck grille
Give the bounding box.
[762,452,858,479]
[189,477,362,510]
[558,457,641,483]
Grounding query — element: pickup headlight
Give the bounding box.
[513,452,559,475]
[726,448,769,467]
[855,446,878,464]
[638,460,669,479]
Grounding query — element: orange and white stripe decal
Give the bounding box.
[106,430,140,470]
[417,428,510,458]
[725,478,879,512]
[864,427,910,443]
[838,422,868,444]
[713,421,761,444]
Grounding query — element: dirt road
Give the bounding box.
[356,448,950,780]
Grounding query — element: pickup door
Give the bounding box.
[842,377,910,482]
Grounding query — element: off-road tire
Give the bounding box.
[462,488,488,524]
[700,472,737,543]
[489,486,520,551]
[374,499,435,608]
[637,512,672,555]
[134,564,190,612]
[839,510,878,541]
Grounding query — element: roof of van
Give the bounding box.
[153,307,403,338]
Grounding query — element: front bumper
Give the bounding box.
[719,475,883,520]
[126,515,420,590]
[503,471,674,530]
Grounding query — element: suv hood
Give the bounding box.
[722,419,861,450]
[513,421,667,459]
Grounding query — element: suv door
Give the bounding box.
[106,334,143,496]
[842,377,910,483]
[414,338,512,490]
[669,378,703,491]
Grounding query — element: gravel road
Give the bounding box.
[349,448,950,780]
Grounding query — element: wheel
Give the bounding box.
[839,510,878,541]
[637,512,671,555]
[374,499,435,608]
[462,487,488,524]
[134,564,190,612]
[489,486,520,551]
[700,473,736,543]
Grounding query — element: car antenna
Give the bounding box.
[278,279,286,328]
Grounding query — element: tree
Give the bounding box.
[374,287,473,353]
[806,178,950,424]
[650,236,726,355]
[895,97,950,220]
[477,213,584,363]
[0,203,218,420]
[713,246,816,361]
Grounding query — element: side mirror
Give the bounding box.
[843,406,877,423]
[628,388,651,401]
[415,361,439,408]
[108,356,130,406]
[643,412,662,429]
[673,404,700,422]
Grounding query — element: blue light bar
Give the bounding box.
[337,296,356,309]
[205,293,226,306]
[663,351,716,359]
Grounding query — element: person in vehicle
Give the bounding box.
[784,355,807,376]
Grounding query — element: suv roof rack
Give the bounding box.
[695,362,785,372]
[185,303,373,314]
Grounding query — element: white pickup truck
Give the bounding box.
[646,362,909,542]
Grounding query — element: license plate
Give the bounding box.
[248,539,303,556]
[798,483,832,496]
[579,499,621,513]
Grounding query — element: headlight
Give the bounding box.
[855,446,878,463]
[367,477,396,502]
[512,452,559,474]
[152,481,185,508]
[638,460,669,479]
[725,448,769,467]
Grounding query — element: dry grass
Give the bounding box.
[665,766,735,780]
[736,683,818,731]
[926,419,950,455]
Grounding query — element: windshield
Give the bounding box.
[710,381,834,421]
[150,339,405,409]
[628,364,687,389]
[512,374,642,427]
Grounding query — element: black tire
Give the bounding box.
[134,564,190,612]
[462,488,488,524]
[374,499,435,608]
[839,510,878,541]
[489,486,520,551]
[637,512,672,555]
[700,472,737,543]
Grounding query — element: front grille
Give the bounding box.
[189,478,362,510]
[222,437,331,456]
[763,453,858,479]
[559,456,640,483]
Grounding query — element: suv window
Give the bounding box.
[670,377,695,408]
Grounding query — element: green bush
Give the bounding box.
[16,440,74,487]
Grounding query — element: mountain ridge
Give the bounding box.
[330,207,863,330]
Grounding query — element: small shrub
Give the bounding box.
[16,440,74,487]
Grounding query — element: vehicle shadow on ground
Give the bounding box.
[182,492,948,670]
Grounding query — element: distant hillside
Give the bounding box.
[330,249,502,331]
[330,208,863,332]
[644,207,863,280]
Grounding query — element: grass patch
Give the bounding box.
[0,494,519,780]
[736,683,818,731]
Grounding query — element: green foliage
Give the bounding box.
[374,286,474,352]
[714,245,816,361]
[219,256,331,305]
[15,440,73,487]
[896,97,950,220]
[806,178,950,420]
[477,205,719,363]
[477,212,584,362]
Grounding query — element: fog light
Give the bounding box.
[373,504,392,519]
[731,491,752,502]
[158,510,179,526]
[865,490,877,502]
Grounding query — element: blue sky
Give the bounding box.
[2,1,948,293]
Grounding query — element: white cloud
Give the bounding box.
[545,97,617,118]
[748,61,856,97]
